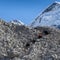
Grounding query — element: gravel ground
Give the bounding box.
[0,20,60,60]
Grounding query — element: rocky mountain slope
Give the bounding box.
[0,20,60,60]
[31,1,60,28]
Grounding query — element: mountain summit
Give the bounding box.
[10,20,24,25]
[31,1,60,28]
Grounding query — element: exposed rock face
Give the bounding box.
[0,20,60,60]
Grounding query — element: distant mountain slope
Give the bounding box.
[31,1,60,28]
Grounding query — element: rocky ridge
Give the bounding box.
[0,20,60,60]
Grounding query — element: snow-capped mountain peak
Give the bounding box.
[10,20,24,25]
[30,1,60,28]
[55,1,60,4]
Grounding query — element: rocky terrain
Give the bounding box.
[0,20,60,60]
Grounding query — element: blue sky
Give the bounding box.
[0,0,60,24]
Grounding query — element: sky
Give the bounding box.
[0,0,60,24]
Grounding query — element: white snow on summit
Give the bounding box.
[55,1,60,4]
[10,20,24,25]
